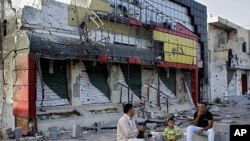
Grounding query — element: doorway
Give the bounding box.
[242,74,247,95]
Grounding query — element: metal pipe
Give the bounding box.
[131,92,133,104]
[35,54,46,112]
[157,67,160,107]
[166,98,169,113]
[120,86,122,103]
[147,86,150,100]
[127,63,130,103]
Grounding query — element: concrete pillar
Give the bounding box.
[176,69,185,99]
[70,60,81,106]
[247,71,250,94]
[13,54,36,135]
[191,68,198,107]
[236,70,242,96]
[72,125,81,138]
[141,68,156,100]
[14,127,22,141]
[49,126,58,140]
[0,71,2,129]
[109,65,120,103]
[193,134,207,141]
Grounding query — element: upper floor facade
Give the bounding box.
[2,0,207,69]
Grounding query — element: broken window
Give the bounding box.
[2,19,7,36]
[218,36,225,46]
[242,42,246,53]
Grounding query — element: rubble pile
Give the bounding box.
[37,110,81,120]
[89,108,119,115]
[1,97,250,141]
[227,95,250,105]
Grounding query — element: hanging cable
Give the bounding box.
[35,54,46,112]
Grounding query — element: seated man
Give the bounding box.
[117,104,145,141]
[187,102,215,141]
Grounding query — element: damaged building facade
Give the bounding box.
[208,16,250,102]
[0,0,207,135]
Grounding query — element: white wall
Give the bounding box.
[208,17,250,102]
[209,61,227,101]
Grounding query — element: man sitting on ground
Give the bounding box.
[187,102,215,141]
[117,104,145,141]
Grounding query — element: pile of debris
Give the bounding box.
[2,122,117,141]
[37,110,81,120]
[89,108,119,115]
[227,95,250,105]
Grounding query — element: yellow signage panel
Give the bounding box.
[163,43,196,64]
[154,30,197,65]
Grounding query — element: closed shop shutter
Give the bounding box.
[159,68,176,95]
[120,64,142,98]
[37,59,69,107]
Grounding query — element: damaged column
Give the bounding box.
[13,54,36,135]
[70,60,82,106]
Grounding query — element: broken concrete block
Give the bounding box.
[209,105,220,112]
[214,122,230,133]
[97,122,101,133]
[214,132,221,141]
[49,126,58,140]
[72,125,81,138]
[20,138,26,141]
[6,128,15,139]
[193,134,207,141]
[220,133,229,141]
[15,127,22,141]
[94,122,102,133]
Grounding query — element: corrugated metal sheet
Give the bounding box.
[36,59,70,107]
[80,61,110,104]
[120,64,142,97]
[159,68,176,95]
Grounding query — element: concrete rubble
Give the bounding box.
[0,95,250,141]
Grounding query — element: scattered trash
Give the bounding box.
[228,95,250,105]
